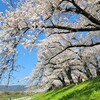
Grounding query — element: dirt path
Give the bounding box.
[14,97,32,100]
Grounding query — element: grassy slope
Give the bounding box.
[32,76,100,100]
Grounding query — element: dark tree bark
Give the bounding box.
[64,67,74,84]
[58,73,66,87]
[84,63,93,79]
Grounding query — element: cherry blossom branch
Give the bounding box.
[71,0,100,25]
[47,42,100,63]
[45,25,100,32]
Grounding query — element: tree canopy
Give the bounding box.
[0,0,100,91]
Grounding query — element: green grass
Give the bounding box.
[32,76,100,100]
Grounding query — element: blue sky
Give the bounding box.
[0,0,18,12]
[0,1,7,12]
[0,0,38,85]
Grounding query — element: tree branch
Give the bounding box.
[71,0,100,25]
[48,42,100,62]
[45,25,100,33]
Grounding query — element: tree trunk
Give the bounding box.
[64,67,74,84]
[84,63,93,79]
[58,73,66,87]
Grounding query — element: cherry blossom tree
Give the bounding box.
[27,34,100,91]
[0,0,100,88]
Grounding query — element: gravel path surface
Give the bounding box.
[14,97,32,100]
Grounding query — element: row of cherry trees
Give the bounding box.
[27,35,100,91]
[0,0,100,91]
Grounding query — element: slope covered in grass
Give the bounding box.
[32,76,100,100]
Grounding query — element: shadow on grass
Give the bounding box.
[45,90,55,97]
[45,85,74,100]
[60,77,100,100]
